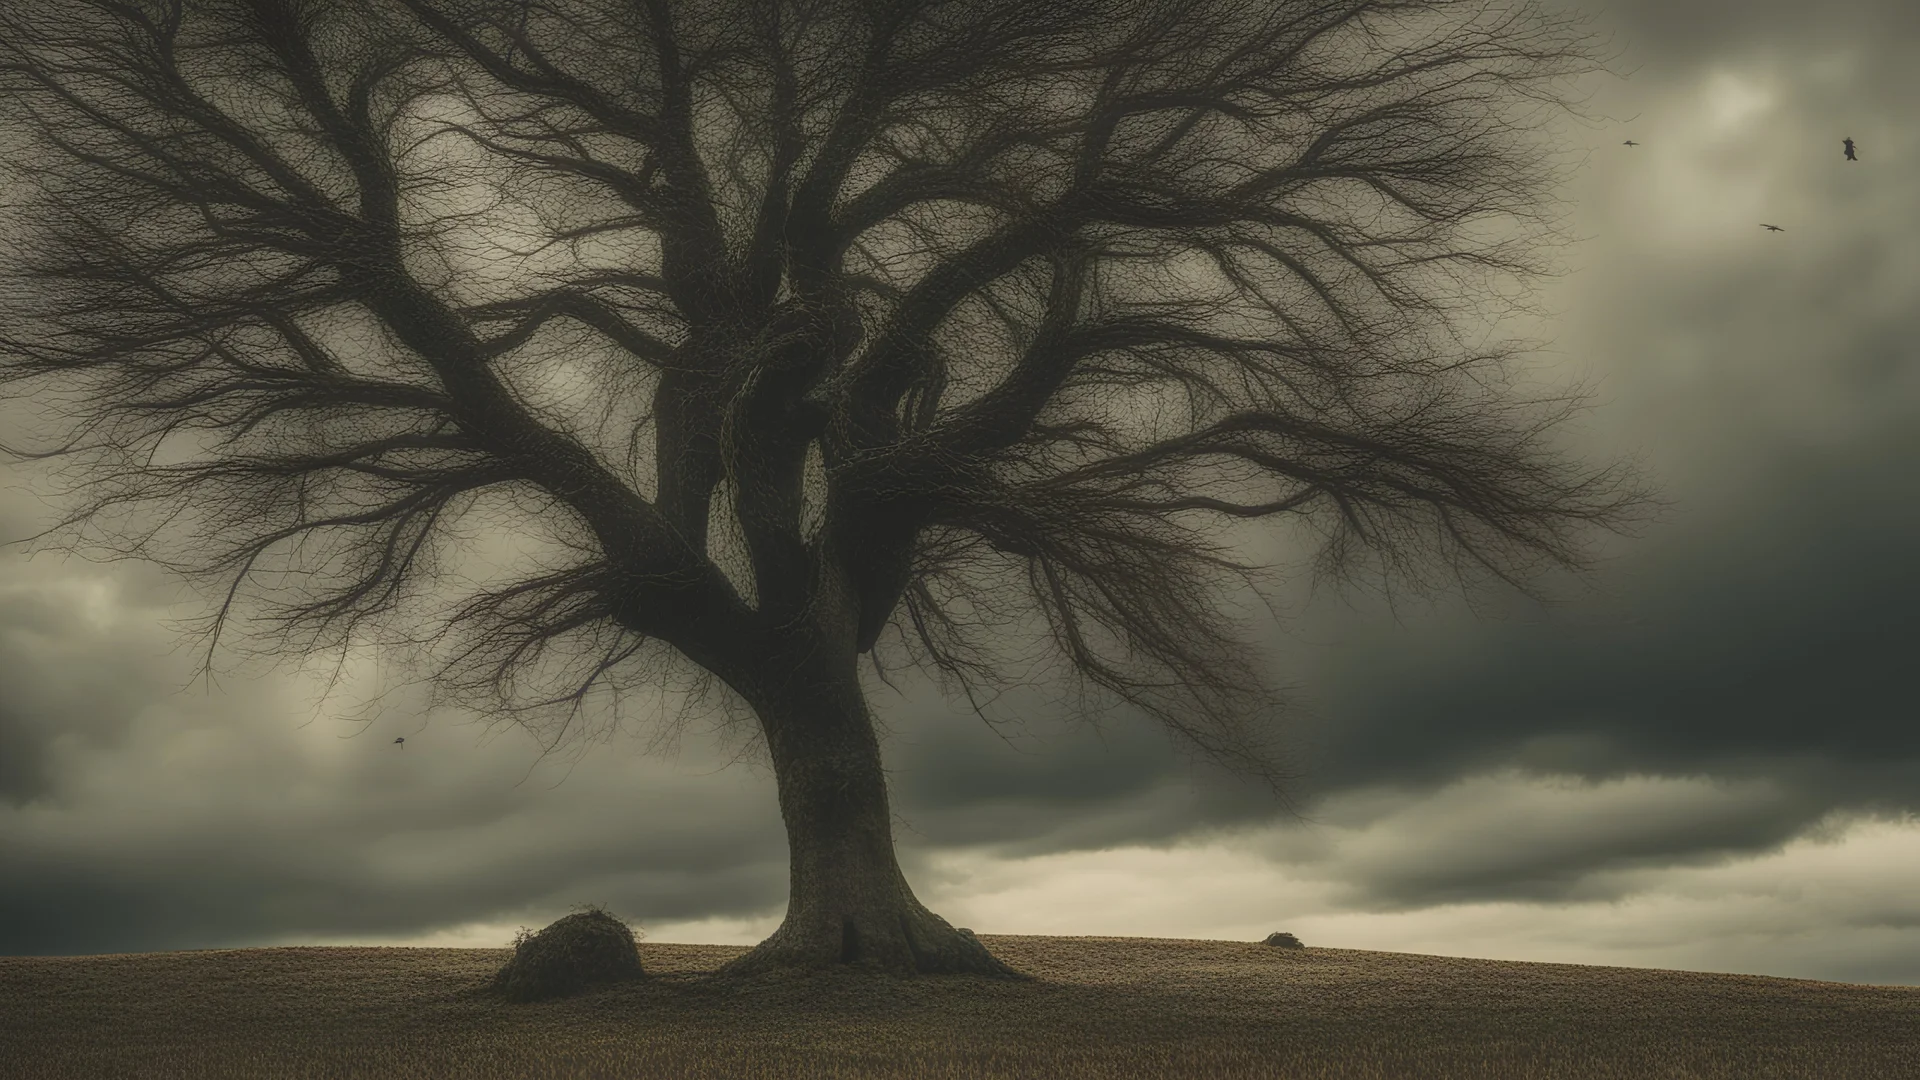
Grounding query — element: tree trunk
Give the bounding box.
[714,610,1030,981]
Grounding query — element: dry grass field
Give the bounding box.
[2,934,1915,1079]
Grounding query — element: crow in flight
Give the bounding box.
[394,737,405,748]
[1759,224,1784,232]
[1622,139,1639,146]
[1843,137,1857,161]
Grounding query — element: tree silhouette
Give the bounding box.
[0,0,1651,980]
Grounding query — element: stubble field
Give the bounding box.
[3,934,1915,1079]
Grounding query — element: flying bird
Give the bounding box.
[1622,139,1639,146]
[394,737,405,747]
[1843,137,1857,161]
[1759,224,1784,232]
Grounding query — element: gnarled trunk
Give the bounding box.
[715,614,1029,981]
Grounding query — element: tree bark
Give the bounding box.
[714,562,1030,981]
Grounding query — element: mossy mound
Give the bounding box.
[492,904,645,1003]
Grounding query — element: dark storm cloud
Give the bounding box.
[874,410,1920,893]
[0,558,188,808]
[0,781,793,956]
[1267,415,1920,907]
[0,461,799,954]
[884,674,1288,858]
[0,656,799,955]
[1323,473,1918,782]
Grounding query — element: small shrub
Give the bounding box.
[492,903,645,1003]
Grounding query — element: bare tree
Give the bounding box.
[0,0,1651,980]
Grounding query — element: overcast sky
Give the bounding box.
[3,0,1918,988]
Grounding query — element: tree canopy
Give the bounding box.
[0,1,1652,965]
